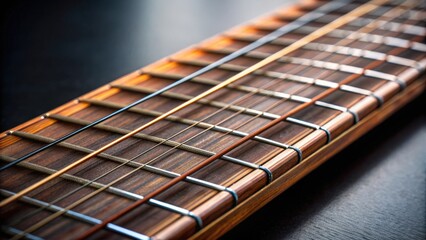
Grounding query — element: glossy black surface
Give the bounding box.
[1,1,425,239]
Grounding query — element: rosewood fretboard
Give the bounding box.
[1,0,425,239]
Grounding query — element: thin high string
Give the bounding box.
[0,0,348,173]
[11,1,420,238]
[0,0,386,209]
[8,1,416,238]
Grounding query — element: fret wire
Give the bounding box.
[45,114,241,163]
[293,26,426,52]
[5,1,406,238]
[111,84,332,140]
[258,1,426,52]
[80,99,321,144]
[278,0,426,35]
[224,33,425,71]
[4,142,203,239]
[45,113,271,170]
[200,46,408,89]
[79,3,417,237]
[79,98,300,151]
[171,58,385,106]
[335,3,425,21]
[309,15,426,36]
[0,189,151,240]
[0,154,205,230]
[1,131,238,204]
[0,0,348,174]
[112,83,355,122]
[141,70,372,111]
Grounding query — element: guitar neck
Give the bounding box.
[1,0,425,239]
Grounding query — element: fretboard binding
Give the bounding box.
[200,46,408,89]
[224,33,424,71]
[171,58,384,106]
[0,189,151,240]
[2,131,239,205]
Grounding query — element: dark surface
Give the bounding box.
[223,93,426,240]
[1,1,425,239]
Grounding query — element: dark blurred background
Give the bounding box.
[1,0,289,130]
[1,1,425,239]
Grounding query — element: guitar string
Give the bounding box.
[7,0,400,238]
[0,0,375,208]
[0,0,349,173]
[5,0,418,237]
[78,1,424,238]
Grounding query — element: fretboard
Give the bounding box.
[1,0,425,239]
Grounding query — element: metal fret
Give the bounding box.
[47,111,288,159]
[286,117,331,143]
[80,98,304,156]
[140,70,314,103]
[113,82,356,123]
[113,82,330,141]
[225,33,424,71]
[311,15,426,36]
[44,114,274,182]
[1,131,239,205]
[294,26,426,53]
[0,189,151,240]
[172,58,384,106]
[335,3,426,21]
[0,155,204,229]
[200,47,408,90]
